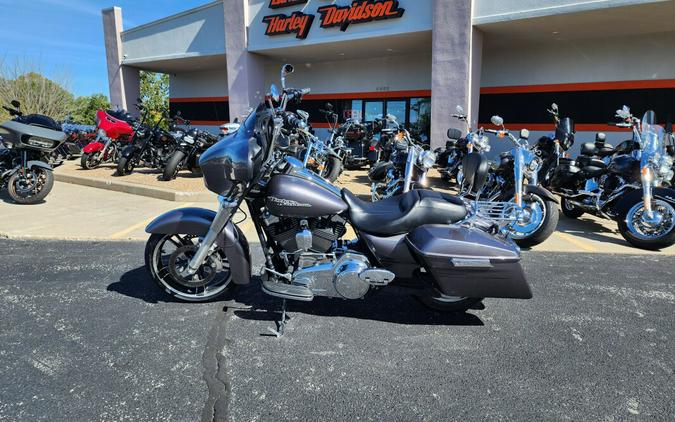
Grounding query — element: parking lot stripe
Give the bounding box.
[553,232,597,252]
[109,202,195,240]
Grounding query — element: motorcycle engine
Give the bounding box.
[265,214,347,253]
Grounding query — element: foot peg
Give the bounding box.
[262,280,314,302]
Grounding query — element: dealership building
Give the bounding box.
[103,0,675,149]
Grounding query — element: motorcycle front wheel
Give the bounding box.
[322,156,343,182]
[144,233,235,302]
[162,150,185,181]
[116,156,136,176]
[80,152,101,169]
[7,168,54,204]
[509,193,559,248]
[618,199,675,250]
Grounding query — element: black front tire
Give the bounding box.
[561,197,584,219]
[117,156,135,176]
[80,152,101,169]
[7,168,54,204]
[513,195,559,248]
[162,150,185,181]
[323,156,343,182]
[617,199,675,250]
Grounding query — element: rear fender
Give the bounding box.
[83,141,105,153]
[145,207,252,284]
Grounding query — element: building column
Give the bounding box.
[430,0,482,149]
[224,0,265,122]
[102,7,140,113]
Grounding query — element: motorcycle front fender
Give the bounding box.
[7,160,53,177]
[120,144,137,159]
[524,185,558,203]
[82,141,105,154]
[145,207,252,285]
[611,187,675,218]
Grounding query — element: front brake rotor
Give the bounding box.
[167,245,219,288]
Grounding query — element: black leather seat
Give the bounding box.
[342,189,468,236]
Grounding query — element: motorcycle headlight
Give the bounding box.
[25,137,55,148]
[529,159,540,172]
[419,150,436,169]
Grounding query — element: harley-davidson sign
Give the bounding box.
[269,0,308,9]
[318,0,405,31]
[263,11,315,39]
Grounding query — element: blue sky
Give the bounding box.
[0,0,207,97]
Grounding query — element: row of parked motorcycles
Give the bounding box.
[434,104,675,251]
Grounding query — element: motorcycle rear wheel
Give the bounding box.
[162,150,185,181]
[7,168,54,204]
[144,233,235,302]
[561,197,584,219]
[416,294,483,313]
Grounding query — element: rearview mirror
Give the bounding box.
[520,129,530,140]
[491,115,504,126]
[551,103,558,112]
[281,64,294,89]
[325,102,334,111]
[456,105,464,115]
[270,84,280,102]
[11,100,20,108]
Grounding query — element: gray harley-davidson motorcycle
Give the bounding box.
[142,65,531,333]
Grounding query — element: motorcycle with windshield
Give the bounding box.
[290,109,343,182]
[437,106,491,185]
[549,106,675,250]
[161,114,220,181]
[368,118,437,201]
[141,64,531,335]
[0,100,66,203]
[117,103,176,176]
[460,115,560,247]
[80,109,136,169]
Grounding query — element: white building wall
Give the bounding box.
[263,54,431,93]
[169,69,229,98]
[481,31,675,87]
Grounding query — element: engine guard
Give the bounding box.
[145,207,252,285]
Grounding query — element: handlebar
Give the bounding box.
[284,88,310,102]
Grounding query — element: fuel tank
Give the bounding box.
[608,155,639,179]
[265,174,348,218]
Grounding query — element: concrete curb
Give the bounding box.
[54,173,213,202]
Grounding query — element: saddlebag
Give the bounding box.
[551,158,582,189]
[406,225,532,299]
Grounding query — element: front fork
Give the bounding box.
[641,167,655,220]
[184,197,238,276]
[402,147,416,193]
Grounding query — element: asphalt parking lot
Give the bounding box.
[0,239,673,421]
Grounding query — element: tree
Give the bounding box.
[0,59,74,121]
[70,94,110,125]
[139,71,169,128]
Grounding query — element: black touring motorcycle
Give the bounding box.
[142,65,532,334]
[0,100,66,204]
[161,114,219,181]
[546,105,675,250]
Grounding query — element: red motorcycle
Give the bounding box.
[80,109,135,169]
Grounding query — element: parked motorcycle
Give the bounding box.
[437,106,490,184]
[80,109,135,169]
[117,104,176,176]
[550,106,675,250]
[162,115,219,181]
[460,115,560,247]
[332,113,381,169]
[368,121,436,201]
[142,64,531,335]
[291,109,343,182]
[0,100,66,203]
[57,118,96,160]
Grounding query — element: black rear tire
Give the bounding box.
[561,197,584,219]
[117,156,135,176]
[7,168,54,204]
[417,294,483,313]
[162,150,185,181]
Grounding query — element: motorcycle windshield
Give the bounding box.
[555,117,575,149]
[639,118,664,169]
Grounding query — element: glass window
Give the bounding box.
[386,100,406,125]
[364,101,384,122]
[410,97,431,140]
[348,100,363,122]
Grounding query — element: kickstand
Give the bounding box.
[267,299,289,338]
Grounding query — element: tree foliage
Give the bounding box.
[70,93,110,125]
[139,71,169,128]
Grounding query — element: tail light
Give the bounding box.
[369,145,376,151]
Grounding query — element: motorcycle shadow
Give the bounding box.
[557,215,626,246]
[0,190,46,205]
[109,267,484,326]
[230,277,485,327]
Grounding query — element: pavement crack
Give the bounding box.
[201,305,233,422]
